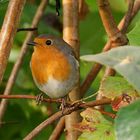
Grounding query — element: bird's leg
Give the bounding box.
[36,93,44,105]
[60,96,69,113]
[60,98,66,112]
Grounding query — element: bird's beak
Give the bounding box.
[27,41,38,46]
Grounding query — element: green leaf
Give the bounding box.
[100,76,139,99]
[77,108,116,140]
[115,99,140,140]
[100,76,139,111]
[80,46,140,92]
[127,22,140,46]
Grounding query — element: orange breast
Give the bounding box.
[30,46,71,85]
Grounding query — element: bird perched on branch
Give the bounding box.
[27,34,79,103]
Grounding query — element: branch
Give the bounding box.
[94,109,116,119]
[17,27,38,32]
[80,63,102,97]
[0,94,111,105]
[120,0,135,34]
[63,0,80,56]
[104,0,135,77]
[78,0,89,20]
[48,117,65,140]
[118,0,140,33]
[97,0,119,38]
[62,0,81,139]
[94,0,131,101]
[80,0,140,96]
[24,98,111,140]
[132,0,140,17]
[0,0,26,84]
[0,0,48,124]
[0,94,111,139]
[97,0,128,47]
[0,95,62,103]
[24,111,65,140]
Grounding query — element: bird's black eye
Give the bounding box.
[46,39,52,45]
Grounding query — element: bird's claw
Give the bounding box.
[60,98,67,114]
[36,93,44,105]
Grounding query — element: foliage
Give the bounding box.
[81,46,140,92]
[115,99,140,140]
[0,0,140,139]
[100,76,139,99]
[99,76,139,111]
[76,108,115,140]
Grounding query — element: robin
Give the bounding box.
[27,34,79,101]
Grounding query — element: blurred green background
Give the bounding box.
[0,0,140,139]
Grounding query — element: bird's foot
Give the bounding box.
[60,98,67,113]
[59,96,71,114]
[36,93,44,105]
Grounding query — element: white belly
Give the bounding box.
[37,75,78,98]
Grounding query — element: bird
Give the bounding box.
[27,34,79,102]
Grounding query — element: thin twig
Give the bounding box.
[0,94,111,105]
[80,63,103,97]
[81,98,111,108]
[80,0,140,96]
[97,0,120,38]
[0,94,111,139]
[95,109,116,119]
[24,109,75,140]
[0,0,26,84]
[49,117,65,140]
[0,0,48,124]
[95,0,130,101]
[104,0,135,77]
[132,0,140,17]
[17,27,38,32]
[55,0,61,16]
[0,95,62,103]
[97,0,128,47]
[78,0,89,20]
[121,0,135,34]
[0,95,111,140]
[24,111,65,140]
[24,98,111,140]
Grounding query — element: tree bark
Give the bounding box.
[62,0,81,139]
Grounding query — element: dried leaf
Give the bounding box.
[76,108,116,140]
